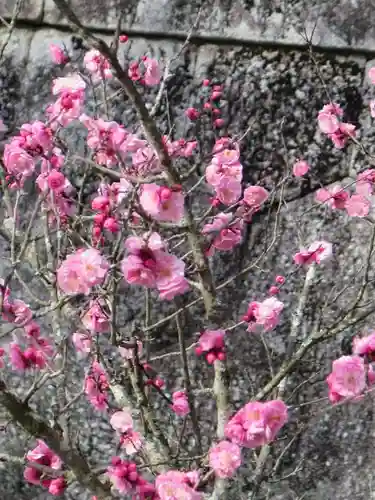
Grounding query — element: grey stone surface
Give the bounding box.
[2,5,375,500]
[27,0,375,51]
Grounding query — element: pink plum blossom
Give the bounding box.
[121,233,189,300]
[315,184,349,210]
[171,390,190,417]
[52,74,86,95]
[330,122,356,149]
[215,176,242,205]
[369,67,375,84]
[84,361,109,410]
[49,44,68,64]
[243,185,269,207]
[107,458,154,496]
[209,440,242,478]
[352,332,375,357]
[24,440,64,495]
[156,470,202,500]
[72,331,92,357]
[293,240,332,265]
[225,400,288,448]
[356,169,375,196]
[84,49,112,80]
[143,57,161,86]
[317,103,343,134]
[244,297,284,333]
[202,212,243,256]
[110,410,134,433]
[82,300,109,333]
[139,184,185,223]
[293,160,310,177]
[120,430,143,455]
[57,248,109,295]
[345,194,371,217]
[326,355,366,403]
[198,330,225,352]
[370,100,375,118]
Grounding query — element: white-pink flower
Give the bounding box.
[345,194,371,217]
[326,355,366,403]
[209,441,241,478]
[110,410,134,433]
[293,160,310,177]
[140,184,185,223]
[244,297,284,333]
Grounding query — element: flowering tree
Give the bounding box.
[1,1,375,499]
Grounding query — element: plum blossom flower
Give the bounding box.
[326,355,367,403]
[107,458,154,496]
[84,361,109,410]
[110,410,134,433]
[345,194,371,217]
[356,169,375,196]
[139,184,185,223]
[156,470,202,500]
[209,441,241,478]
[369,67,375,84]
[315,184,349,210]
[143,57,161,86]
[84,49,112,80]
[72,331,92,357]
[215,176,242,205]
[171,390,190,417]
[225,400,288,448]
[317,103,343,134]
[24,440,65,495]
[120,430,143,455]
[293,240,332,266]
[50,44,68,64]
[82,300,109,333]
[352,332,375,357]
[121,233,189,300]
[203,213,243,256]
[57,248,109,295]
[52,74,86,95]
[2,298,32,326]
[243,297,284,333]
[293,160,310,177]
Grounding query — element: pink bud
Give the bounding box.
[269,286,279,295]
[185,107,200,121]
[92,226,102,238]
[195,346,203,356]
[211,91,222,100]
[103,217,119,233]
[213,108,221,116]
[217,351,226,361]
[154,377,164,388]
[47,170,65,190]
[94,213,106,226]
[159,186,172,202]
[203,79,210,86]
[119,35,129,43]
[275,275,285,284]
[128,472,138,482]
[50,44,68,65]
[204,102,212,110]
[92,196,110,211]
[214,118,224,128]
[206,352,216,364]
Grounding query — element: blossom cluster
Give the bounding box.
[121,232,189,300]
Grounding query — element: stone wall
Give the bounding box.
[1,1,375,499]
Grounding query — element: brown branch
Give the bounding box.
[0,378,114,500]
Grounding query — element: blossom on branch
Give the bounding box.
[225,400,288,448]
[209,440,241,478]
